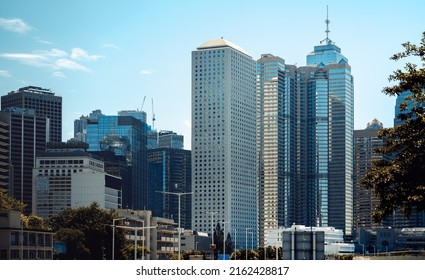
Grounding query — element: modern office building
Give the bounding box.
[1,86,62,143]
[148,148,191,229]
[192,38,258,249]
[353,119,384,232]
[0,119,9,192]
[256,54,297,246]
[74,110,105,143]
[0,108,47,214]
[86,113,147,210]
[297,27,354,238]
[33,141,122,219]
[158,130,184,149]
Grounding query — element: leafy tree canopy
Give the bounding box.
[0,190,25,212]
[47,202,127,260]
[361,32,425,222]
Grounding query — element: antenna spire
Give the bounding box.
[321,5,333,45]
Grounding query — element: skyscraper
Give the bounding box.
[86,114,147,210]
[353,119,384,232]
[297,20,354,237]
[148,148,191,229]
[256,54,297,246]
[192,38,257,249]
[1,86,62,143]
[0,108,47,213]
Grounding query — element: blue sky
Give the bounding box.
[0,0,424,149]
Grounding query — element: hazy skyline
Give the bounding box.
[1,0,424,149]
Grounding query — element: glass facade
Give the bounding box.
[256,54,297,246]
[87,115,147,210]
[298,41,354,237]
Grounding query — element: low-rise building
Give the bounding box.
[0,210,54,260]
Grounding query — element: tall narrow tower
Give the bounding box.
[298,11,354,237]
[191,38,258,249]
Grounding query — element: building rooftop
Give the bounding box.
[197,38,249,56]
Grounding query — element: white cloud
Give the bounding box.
[0,70,11,78]
[55,58,91,72]
[71,48,103,61]
[101,43,120,49]
[0,18,33,33]
[140,69,157,75]
[52,71,66,78]
[0,48,95,74]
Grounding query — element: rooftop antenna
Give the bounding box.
[151,98,156,130]
[320,5,333,45]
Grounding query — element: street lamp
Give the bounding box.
[160,191,194,260]
[112,217,126,260]
[116,225,156,260]
[245,228,252,260]
[206,211,219,260]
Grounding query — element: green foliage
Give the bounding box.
[170,250,206,260]
[46,202,126,260]
[361,32,425,222]
[0,190,26,212]
[55,228,91,260]
[121,244,150,260]
[21,213,50,230]
[257,246,282,260]
[230,249,259,260]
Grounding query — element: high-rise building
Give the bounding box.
[297,22,354,237]
[192,38,257,248]
[148,148,191,229]
[33,141,122,219]
[0,119,9,192]
[0,108,47,213]
[1,86,62,143]
[86,114,147,210]
[256,54,297,246]
[353,119,384,232]
[158,130,184,149]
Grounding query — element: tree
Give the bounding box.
[361,32,425,222]
[0,190,25,212]
[46,203,127,260]
[55,228,90,260]
[121,244,150,260]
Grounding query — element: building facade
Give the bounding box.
[192,38,258,249]
[86,114,147,210]
[1,86,62,143]
[297,35,354,238]
[32,141,121,219]
[354,119,384,232]
[0,210,54,260]
[158,130,184,149]
[256,54,297,246]
[148,148,191,229]
[0,108,47,214]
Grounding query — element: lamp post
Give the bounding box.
[160,191,193,260]
[245,228,251,260]
[234,229,237,260]
[112,217,125,260]
[116,225,156,260]
[206,211,219,260]
[371,245,376,256]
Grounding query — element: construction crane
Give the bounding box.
[152,98,156,130]
[141,96,146,111]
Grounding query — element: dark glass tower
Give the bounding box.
[86,114,147,210]
[1,86,62,143]
[0,108,47,213]
[148,148,191,229]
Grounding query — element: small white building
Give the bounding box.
[33,142,121,219]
